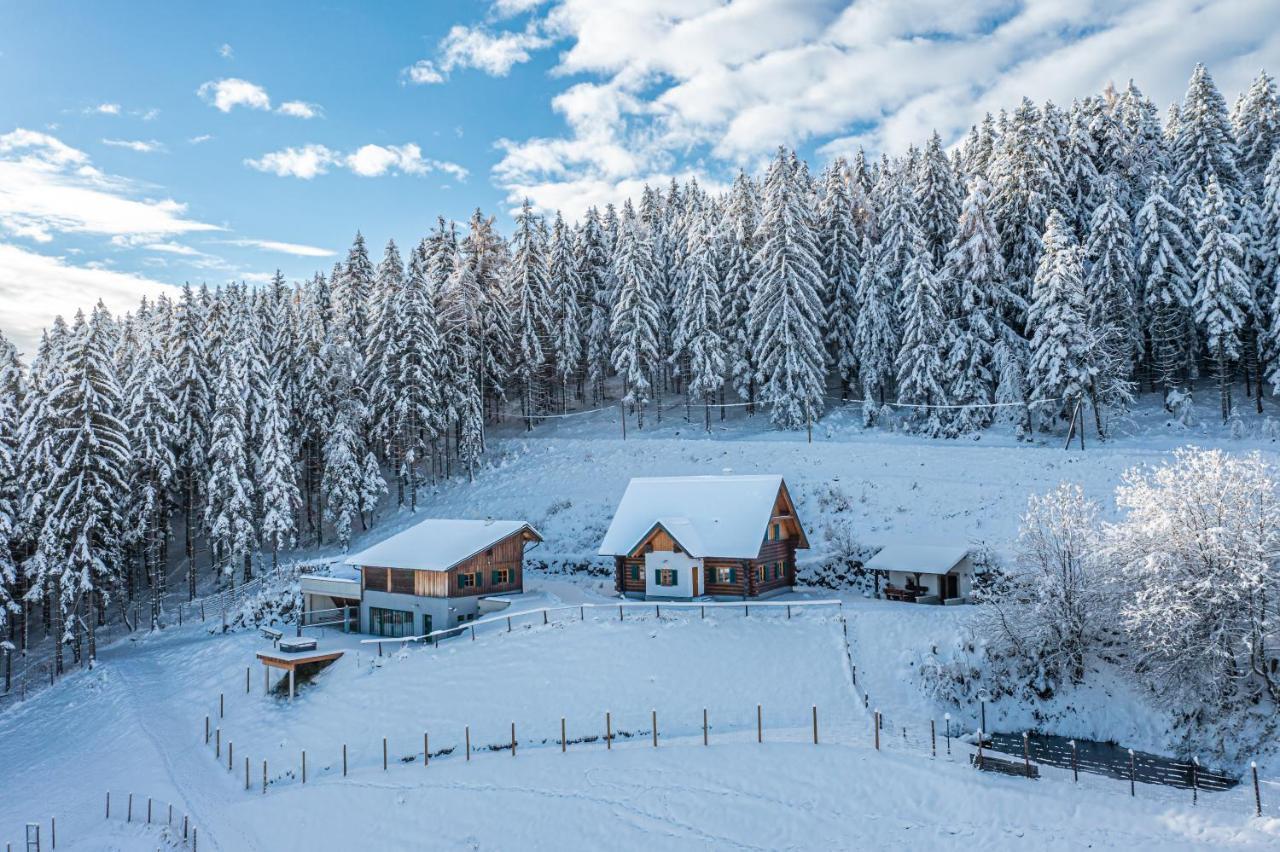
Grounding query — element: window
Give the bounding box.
[714,566,737,585]
[491,567,512,585]
[772,523,782,541]
[363,567,389,592]
[389,569,414,595]
[656,568,678,587]
[422,614,433,636]
[628,564,644,582]
[369,607,414,638]
[458,572,477,590]
[756,565,765,582]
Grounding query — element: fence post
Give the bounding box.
[263,759,267,794]
[1191,757,1198,805]
[219,692,224,719]
[813,706,819,745]
[543,610,548,625]
[245,667,249,693]
[424,734,429,768]
[193,827,197,852]
[215,728,220,759]
[105,792,109,819]
[619,605,623,621]
[1129,749,1135,796]
[976,730,983,768]
[1023,732,1030,777]
[204,715,209,744]
[51,816,55,848]
[245,756,250,790]
[1071,740,1078,782]
[383,737,388,771]
[606,712,612,750]
[757,704,762,743]
[470,625,475,641]
[703,708,709,745]
[511,722,517,757]
[302,749,307,783]
[945,713,951,756]
[147,798,152,824]
[343,744,348,776]
[466,726,471,761]
[507,617,511,632]
[228,741,233,771]
[652,710,658,747]
[127,793,132,823]
[1253,761,1262,817]
[931,720,936,758]
[561,717,566,752]
[873,711,880,750]
[183,814,188,838]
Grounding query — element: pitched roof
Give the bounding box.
[598,474,802,558]
[863,544,970,574]
[345,519,541,572]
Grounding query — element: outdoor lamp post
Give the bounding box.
[944,712,951,755]
[976,687,991,735]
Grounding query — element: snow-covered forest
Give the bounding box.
[1,62,1279,675]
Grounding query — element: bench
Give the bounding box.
[279,637,318,654]
[259,626,284,643]
[970,752,1039,779]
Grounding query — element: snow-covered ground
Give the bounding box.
[6,398,1280,849]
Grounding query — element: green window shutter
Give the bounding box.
[670,568,678,584]
[729,567,737,585]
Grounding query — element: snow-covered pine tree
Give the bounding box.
[508,200,551,429]
[204,332,256,585]
[876,163,921,291]
[914,131,963,267]
[1192,175,1250,422]
[895,229,949,436]
[34,305,130,668]
[122,329,177,628]
[366,240,407,467]
[1118,81,1169,217]
[1174,64,1244,202]
[1235,70,1280,192]
[852,235,896,425]
[610,210,661,428]
[0,331,22,631]
[336,231,375,367]
[1061,101,1101,238]
[1083,178,1140,410]
[577,206,613,405]
[548,212,584,411]
[721,172,760,411]
[671,211,726,430]
[749,147,827,431]
[991,97,1058,322]
[256,372,299,570]
[168,284,209,599]
[1136,174,1195,400]
[321,338,367,550]
[1026,211,1095,431]
[395,241,444,508]
[942,177,1007,434]
[818,159,862,393]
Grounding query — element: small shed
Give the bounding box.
[864,545,973,605]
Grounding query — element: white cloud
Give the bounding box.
[402,21,550,84]
[492,0,1280,215]
[246,142,467,181]
[402,60,445,85]
[0,242,178,356]
[223,238,336,257]
[219,43,234,59]
[0,129,218,241]
[189,134,213,145]
[197,78,272,112]
[245,144,337,179]
[277,100,322,119]
[135,107,161,121]
[490,0,551,17]
[102,138,166,154]
[89,103,121,115]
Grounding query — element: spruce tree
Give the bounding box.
[1192,176,1250,421]
[818,159,862,392]
[257,373,299,569]
[508,200,551,428]
[722,172,760,410]
[1174,64,1244,201]
[1136,174,1195,399]
[671,211,726,430]
[895,230,949,435]
[610,213,661,428]
[548,212,583,411]
[852,235,896,424]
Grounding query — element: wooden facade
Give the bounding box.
[360,527,534,599]
[613,482,805,599]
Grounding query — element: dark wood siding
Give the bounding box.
[447,529,527,598]
[702,558,748,597]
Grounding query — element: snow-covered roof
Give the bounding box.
[345,519,542,572]
[864,544,970,574]
[598,474,802,558]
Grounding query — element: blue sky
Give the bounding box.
[1,0,1277,354]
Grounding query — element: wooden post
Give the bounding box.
[51,817,55,848]
[652,710,658,747]
[1191,757,1198,805]
[264,665,269,694]
[466,726,471,761]
[219,692,224,719]
[561,717,566,752]
[204,715,209,744]
[620,400,626,439]
[215,728,220,759]
[1071,740,1078,782]
[786,605,791,619]
[470,625,475,641]
[757,704,762,743]
[703,708,708,745]
[813,706,819,744]
[245,756,249,790]
[343,744,348,776]
[700,606,705,619]
[1024,732,1031,778]
[874,711,880,750]
[579,606,584,620]
[618,605,623,621]
[183,814,188,838]
[105,792,109,819]
[543,611,548,625]
[930,720,936,757]
[302,750,307,783]
[228,741,233,771]
[383,737,388,770]
[606,712,612,750]
[511,722,517,757]
[168,803,172,825]
[193,828,197,851]
[507,616,511,632]
[288,667,294,702]
[245,667,249,693]
[127,793,132,823]
[147,798,152,824]
[976,730,983,768]
[1129,749,1135,796]
[263,759,267,794]
[377,641,383,657]
[424,734,429,768]
[1253,761,1262,817]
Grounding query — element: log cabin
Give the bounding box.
[335,519,542,637]
[598,474,809,600]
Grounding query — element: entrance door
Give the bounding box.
[422,613,433,638]
[943,574,959,600]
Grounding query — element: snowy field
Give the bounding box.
[5,402,1280,849]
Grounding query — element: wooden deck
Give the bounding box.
[256,648,344,701]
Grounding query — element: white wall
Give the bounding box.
[645,551,700,599]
